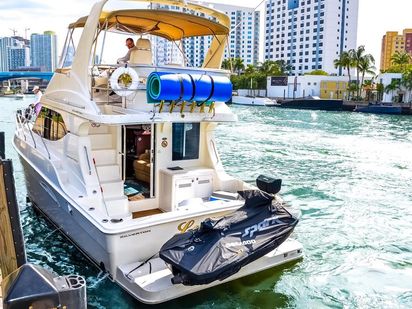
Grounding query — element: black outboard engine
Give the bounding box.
[256,175,282,194]
[159,190,298,286]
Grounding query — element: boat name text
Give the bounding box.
[120,229,151,239]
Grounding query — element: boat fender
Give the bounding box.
[109,66,139,97]
[204,75,215,103]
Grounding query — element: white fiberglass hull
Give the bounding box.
[15,135,303,304]
[116,238,302,304]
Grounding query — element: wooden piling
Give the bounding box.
[0,132,4,159]
[0,159,26,280]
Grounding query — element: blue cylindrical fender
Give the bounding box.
[147,72,232,103]
[191,74,232,102]
[147,72,179,101]
[209,75,232,102]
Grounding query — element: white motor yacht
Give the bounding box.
[231,95,277,106]
[13,0,302,304]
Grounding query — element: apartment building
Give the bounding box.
[264,0,359,75]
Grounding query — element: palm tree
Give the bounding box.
[221,58,232,71]
[358,56,376,98]
[384,79,401,102]
[350,46,375,98]
[244,64,256,75]
[391,51,411,72]
[347,83,357,100]
[259,60,282,76]
[334,51,354,83]
[349,46,364,97]
[233,58,244,75]
[376,83,384,102]
[401,69,412,104]
[275,60,292,75]
[257,60,285,96]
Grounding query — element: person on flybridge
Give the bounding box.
[117,38,138,64]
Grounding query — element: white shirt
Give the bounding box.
[117,46,138,64]
[34,90,42,104]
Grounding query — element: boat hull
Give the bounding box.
[279,99,343,110]
[15,136,303,304]
[18,153,113,270]
[116,238,302,304]
[19,153,238,275]
[354,105,402,115]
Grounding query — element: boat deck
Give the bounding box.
[132,208,163,219]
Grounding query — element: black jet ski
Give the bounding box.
[159,189,298,286]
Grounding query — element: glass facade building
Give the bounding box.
[30,31,57,72]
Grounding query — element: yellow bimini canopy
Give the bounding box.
[69,9,229,41]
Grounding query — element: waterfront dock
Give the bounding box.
[342,101,412,114]
[274,98,412,114]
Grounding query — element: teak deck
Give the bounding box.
[132,208,163,219]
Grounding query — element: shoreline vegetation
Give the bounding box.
[224,46,412,104]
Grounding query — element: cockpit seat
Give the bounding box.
[130,38,152,65]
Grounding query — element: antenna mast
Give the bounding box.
[24,28,30,40]
[9,28,18,36]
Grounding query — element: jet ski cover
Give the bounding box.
[159,190,298,286]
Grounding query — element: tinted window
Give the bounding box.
[172,123,200,161]
[33,107,67,141]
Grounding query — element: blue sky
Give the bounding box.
[1,0,411,68]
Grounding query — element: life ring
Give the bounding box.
[109,66,139,97]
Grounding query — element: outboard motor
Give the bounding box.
[256,175,282,194]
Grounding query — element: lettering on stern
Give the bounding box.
[120,229,151,239]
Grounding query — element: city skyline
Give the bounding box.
[0,0,411,71]
[151,2,260,67]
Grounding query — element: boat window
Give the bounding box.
[58,28,81,69]
[33,107,67,141]
[172,123,200,161]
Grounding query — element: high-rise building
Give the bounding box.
[183,35,213,68]
[380,29,412,72]
[264,0,359,75]
[152,36,184,66]
[0,36,30,71]
[214,4,260,66]
[8,39,30,70]
[30,31,57,72]
[150,2,260,68]
[0,37,13,71]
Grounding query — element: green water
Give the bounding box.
[1,97,412,308]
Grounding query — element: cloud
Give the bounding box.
[0,0,49,10]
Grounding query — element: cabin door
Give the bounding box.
[123,124,155,200]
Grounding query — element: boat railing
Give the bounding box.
[17,109,69,159]
[15,111,27,142]
[15,108,37,149]
[24,121,37,149]
[86,147,110,218]
[83,146,92,176]
[38,131,51,160]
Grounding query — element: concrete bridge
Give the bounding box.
[0,72,53,82]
